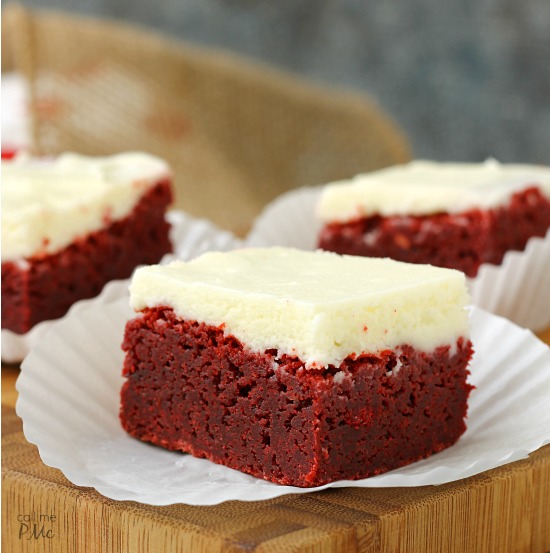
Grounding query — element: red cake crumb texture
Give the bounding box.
[120,307,473,487]
[319,187,550,277]
[1,180,172,334]
[1,148,19,160]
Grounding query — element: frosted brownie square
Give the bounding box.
[121,247,473,487]
[1,152,173,333]
[317,160,550,277]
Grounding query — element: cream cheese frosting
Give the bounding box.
[2,152,171,261]
[129,247,470,368]
[317,159,550,223]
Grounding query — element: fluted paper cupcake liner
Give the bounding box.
[246,186,550,331]
[16,292,550,505]
[2,210,242,363]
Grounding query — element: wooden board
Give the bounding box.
[3,326,550,552]
[2,406,550,553]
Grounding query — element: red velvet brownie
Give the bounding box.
[317,160,550,277]
[2,153,173,334]
[121,248,473,487]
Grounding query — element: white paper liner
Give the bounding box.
[246,186,550,331]
[2,210,242,363]
[1,72,31,151]
[16,292,550,506]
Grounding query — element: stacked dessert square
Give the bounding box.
[317,160,550,277]
[2,153,173,333]
[121,247,473,487]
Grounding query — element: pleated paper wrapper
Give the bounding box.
[246,186,550,332]
[2,210,242,363]
[16,291,550,505]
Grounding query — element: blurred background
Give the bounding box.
[10,0,550,164]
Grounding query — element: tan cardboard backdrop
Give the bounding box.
[3,4,411,235]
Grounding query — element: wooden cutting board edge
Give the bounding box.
[2,405,550,553]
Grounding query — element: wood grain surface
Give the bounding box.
[2,326,550,552]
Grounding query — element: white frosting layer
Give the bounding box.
[2,152,171,261]
[130,248,470,368]
[317,159,550,223]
